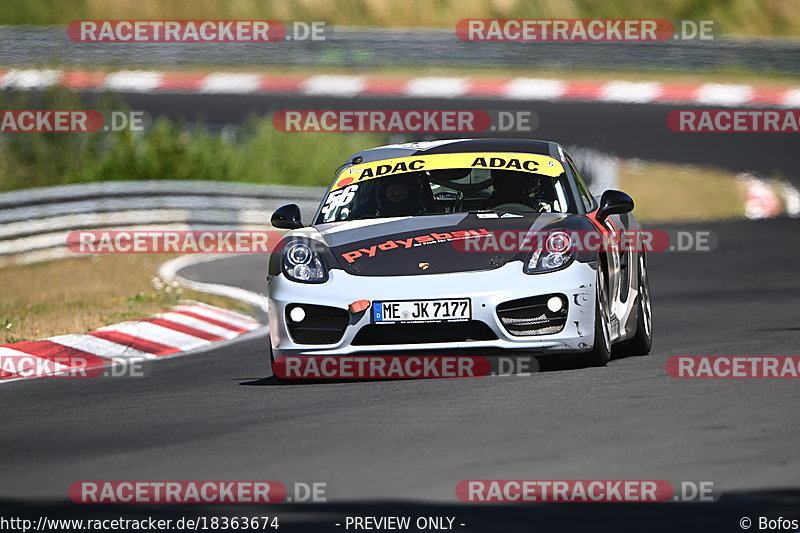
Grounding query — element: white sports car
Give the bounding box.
[267,139,652,374]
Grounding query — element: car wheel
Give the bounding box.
[582,271,611,367]
[615,252,653,356]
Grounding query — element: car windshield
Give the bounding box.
[316,165,576,224]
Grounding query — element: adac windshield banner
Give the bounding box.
[332,152,565,190]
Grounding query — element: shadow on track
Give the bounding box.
[237,350,653,387]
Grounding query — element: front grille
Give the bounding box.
[496,294,568,336]
[352,320,497,346]
[286,304,349,345]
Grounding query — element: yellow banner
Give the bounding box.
[332,152,565,190]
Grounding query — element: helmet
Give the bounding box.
[488,169,536,206]
[376,173,430,217]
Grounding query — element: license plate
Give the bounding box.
[372,299,471,324]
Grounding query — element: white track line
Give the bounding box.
[159,255,270,312]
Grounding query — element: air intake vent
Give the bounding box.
[352,321,497,346]
[496,294,568,336]
[286,304,349,345]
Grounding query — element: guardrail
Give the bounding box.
[1,26,800,74]
[0,180,325,266]
[0,148,618,266]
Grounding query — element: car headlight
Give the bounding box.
[282,241,328,283]
[523,231,576,274]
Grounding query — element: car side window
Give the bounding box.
[567,158,596,212]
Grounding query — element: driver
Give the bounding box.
[376,173,431,217]
[486,169,540,209]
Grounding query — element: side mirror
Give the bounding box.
[596,190,634,223]
[271,204,304,229]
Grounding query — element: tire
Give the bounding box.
[581,271,612,367]
[614,252,653,357]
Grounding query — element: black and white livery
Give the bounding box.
[267,139,652,370]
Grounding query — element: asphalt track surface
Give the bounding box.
[0,94,798,531]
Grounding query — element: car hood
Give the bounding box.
[313,212,572,277]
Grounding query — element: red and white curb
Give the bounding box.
[0,301,260,383]
[2,68,800,107]
[738,174,800,220]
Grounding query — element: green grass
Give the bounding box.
[619,160,745,223]
[1,0,799,37]
[0,88,386,192]
[0,253,251,344]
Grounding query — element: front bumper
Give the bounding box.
[268,260,598,358]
